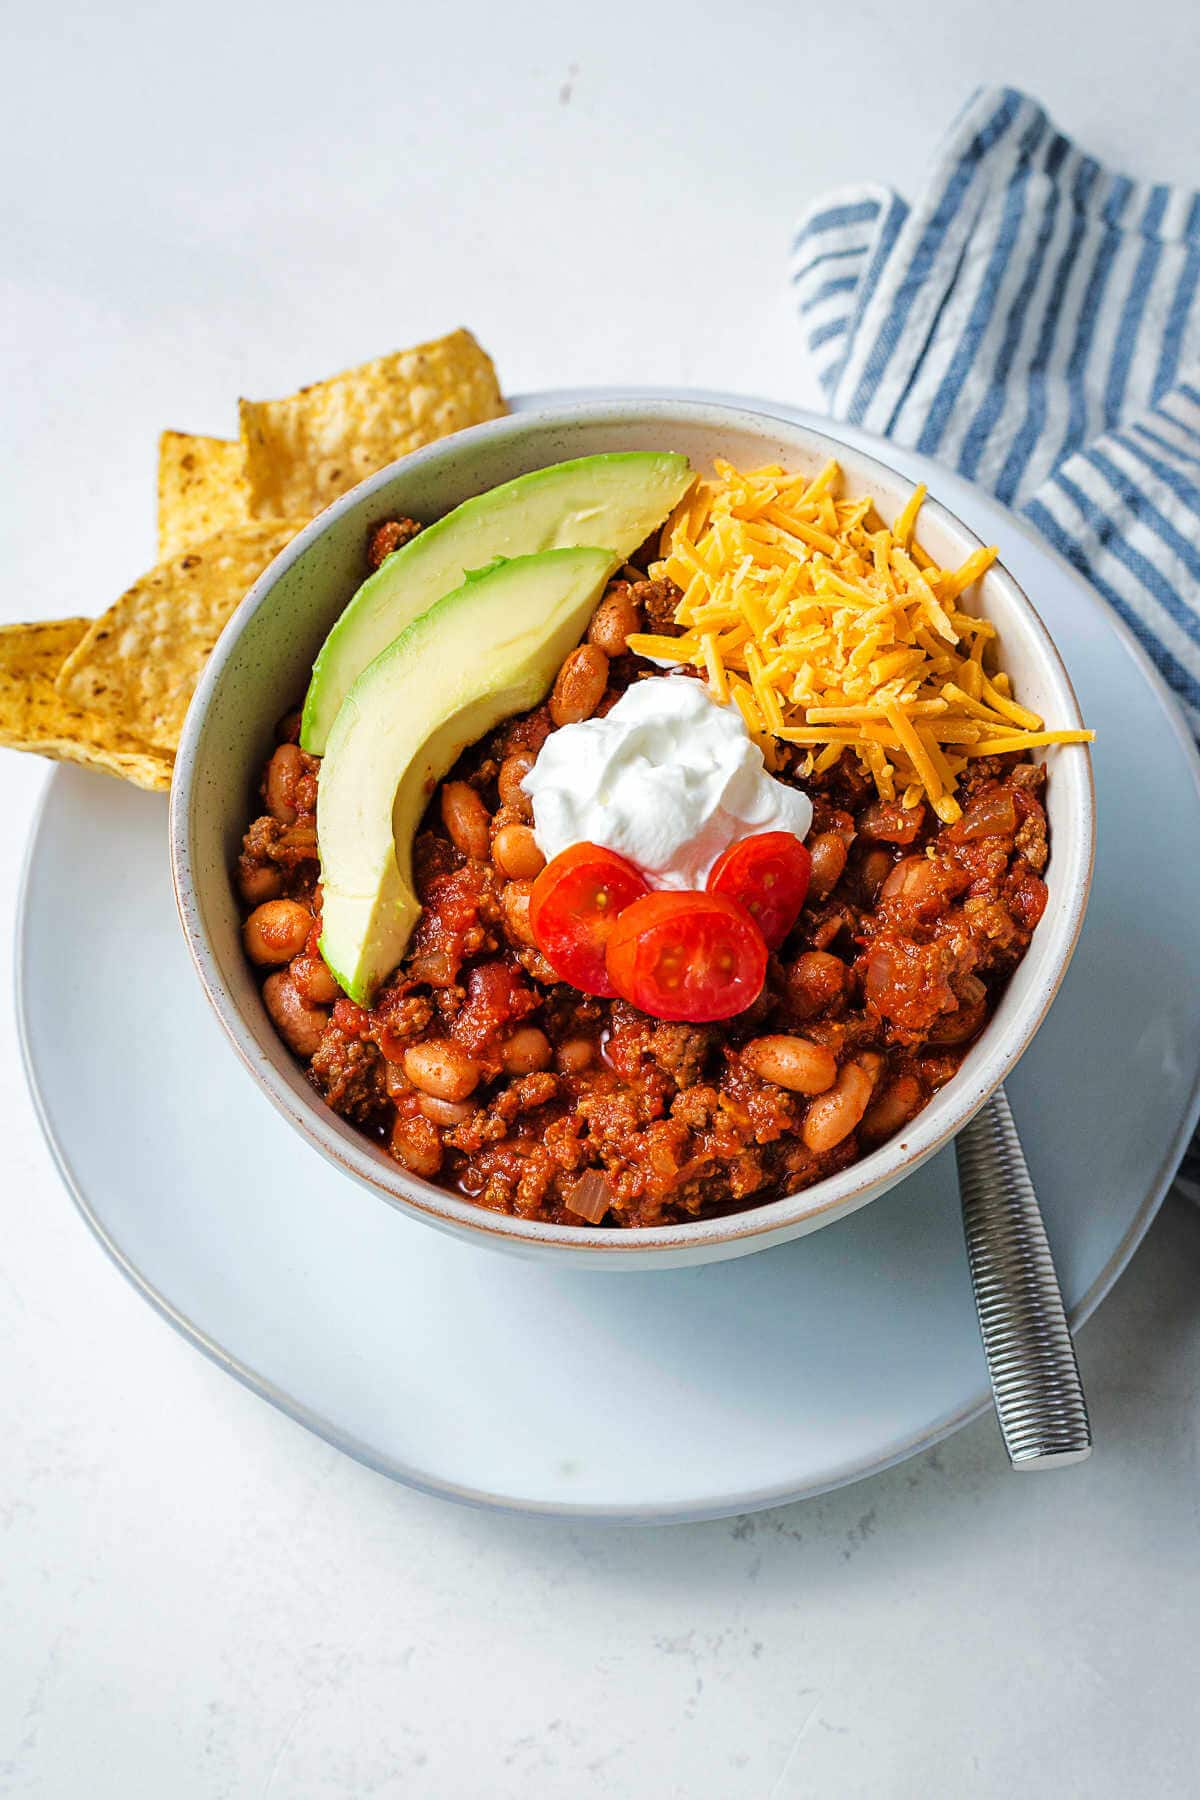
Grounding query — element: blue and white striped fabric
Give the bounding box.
[792,86,1200,1197]
[791,86,1200,736]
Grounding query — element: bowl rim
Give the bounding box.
[169,395,1095,1257]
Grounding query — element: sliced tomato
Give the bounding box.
[706,831,812,949]
[528,842,649,996]
[605,890,768,1022]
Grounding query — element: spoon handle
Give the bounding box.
[955,1087,1092,1469]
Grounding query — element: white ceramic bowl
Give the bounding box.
[170,399,1094,1269]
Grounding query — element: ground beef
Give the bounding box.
[633,577,685,633]
[309,1028,386,1124]
[367,516,423,570]
[237,570,1052,1229]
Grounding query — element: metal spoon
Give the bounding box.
[956,1086,1093,1468]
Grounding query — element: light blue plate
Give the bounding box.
[17,393,1200,1521]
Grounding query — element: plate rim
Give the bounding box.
[15,386,1200,1523]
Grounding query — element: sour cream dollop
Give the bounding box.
[523,676,812,890]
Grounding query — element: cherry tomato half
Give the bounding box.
[528,842,649,996]
[605,890,768,1022]
[705,831,812,950]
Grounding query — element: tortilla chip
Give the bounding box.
[157,431,249,559]
[238,328,506,520]
[55,520,305,752]
[0,619,173,791]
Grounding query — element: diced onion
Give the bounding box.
[565,1170,611,1223]
[959,790,1018,840]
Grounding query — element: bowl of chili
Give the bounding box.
[170,397,1095,1268]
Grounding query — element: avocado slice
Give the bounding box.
[317,547,615,1006]
[301,451,693,752]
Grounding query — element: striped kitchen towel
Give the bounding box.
[791,85,1200,1195]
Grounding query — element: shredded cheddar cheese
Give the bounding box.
[627,460,1094,823]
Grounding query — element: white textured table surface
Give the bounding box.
[4,5,1200,1795]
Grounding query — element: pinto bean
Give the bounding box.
[786,951,846,1021]
[550,644,608,726]
[587,588,642,656]
[501,1027,553,1074]
[243,899,311,965]
[289,952,340,1004]
[402,1038,480,1103]
[492,823,546,880]
[262,972,328,1058]
[743,1035,837,1094]
[808,831,848,900]
[555,1037,596,1073]
[265,743,304,823]
[928,996,989,1045]
[440,781,490,860]
[417,1094,477,1126]
[502,879,537,946]
[1009,870,1048,931]
[497,751,536,817]
[859,848,894,902]
[802,1055,881,1152]
[390,1113,442,1178]
[237,860,283,905]
[860,1073,924,1142]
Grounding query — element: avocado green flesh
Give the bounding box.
[317,547,615,1006]
[301,451,693,753]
